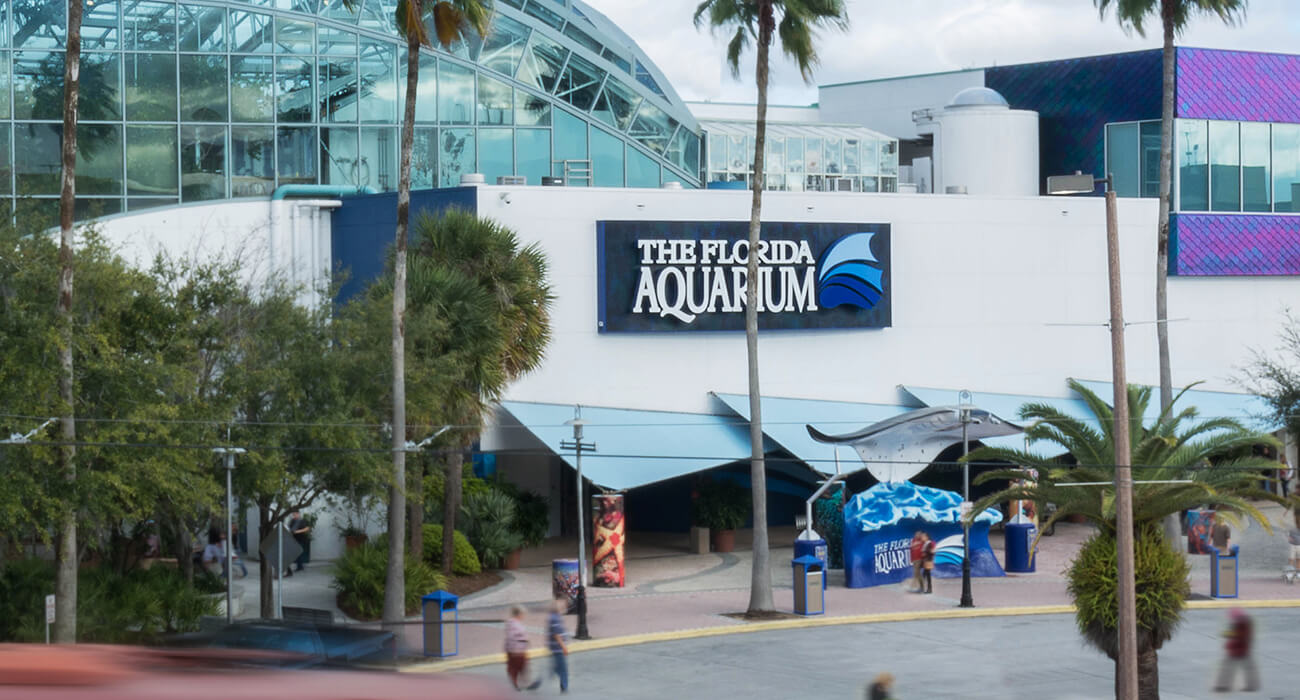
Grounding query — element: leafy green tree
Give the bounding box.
[967,379,1279,699]
[1094,0,1247,413]
[694,0,847,615]
[1243,309,1300,477]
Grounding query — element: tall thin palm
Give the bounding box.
[694,0,847,615]
[1093,0,1247,413]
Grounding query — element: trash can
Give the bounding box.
[422,590,458,657]
[792,555,825,616]
[1004,522,1037,573]
[1210,545,1239,598]
[552,558,580,613]
[794,535,828,590]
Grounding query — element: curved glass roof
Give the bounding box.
[2,0,703,223]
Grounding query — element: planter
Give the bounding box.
[689,526,710,554]
[711,529,736,553]
[502,548,522,570]
[344,534,368,551]
[206,590,243,618]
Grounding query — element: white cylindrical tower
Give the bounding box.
[933,87,1039,197]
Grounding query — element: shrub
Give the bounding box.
[461,489,524,569]
[0,559,55,642]
[332,542,448,620]
[420,524,482,576]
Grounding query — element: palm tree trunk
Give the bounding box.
[1137,648,1160,700]
[1155,6,1175,413]
[442,444,463,577]
[383,34,420,626]
[745,0,775,616]
[54,0,83,644]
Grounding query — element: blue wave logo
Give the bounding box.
[817,232,885,310]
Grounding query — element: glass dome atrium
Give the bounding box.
[3,0,703,220]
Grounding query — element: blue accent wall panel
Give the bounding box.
[330,187,478,302]
[986,50,1162,192]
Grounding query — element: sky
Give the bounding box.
[581,0,1300,106]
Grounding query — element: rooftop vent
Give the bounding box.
[459,173,486,185]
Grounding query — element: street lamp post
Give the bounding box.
[1047,171,1136,699]
[561,412,594,641]
[958,391,974,609]
[212,446,246,624]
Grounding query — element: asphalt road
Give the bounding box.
[465,608,1300,699]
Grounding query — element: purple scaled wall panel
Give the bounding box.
[1177,48,1300,123]
[1172,214,1300,276]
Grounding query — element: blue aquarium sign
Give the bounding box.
[597,221,891,332]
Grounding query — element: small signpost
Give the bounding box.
[44,594,55,644]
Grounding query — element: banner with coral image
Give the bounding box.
[592,494,626,587]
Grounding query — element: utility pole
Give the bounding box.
[958,391,974,608]
[213,447,245,624]
[562,409,595,641]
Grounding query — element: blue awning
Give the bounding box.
[1072,380,1278,432]
[497,401,760,491]
[899,385,1090,458]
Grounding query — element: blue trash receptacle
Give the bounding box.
[1210,545,1239,598]
[1004,522,1037,573]
[794,536,828,590]
[422,590,458,657]
[792,555,824,616]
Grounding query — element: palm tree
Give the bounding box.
[694,0,847,616]
[967,379,1280,699]
[1093,0,1247,413]
[341,0,493,626]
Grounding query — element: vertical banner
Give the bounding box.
[591,494,626,587]
[551,558,579,611]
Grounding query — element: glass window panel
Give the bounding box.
[727,135,746,172]
[14,0,66,48]
[356,0,394,33]
[125,53,177,122]
[880,140,898,176]
[628,101,675,155]
[230,10,273,53]
[591,127,623,187]
[0,1,8,48]
[516,128,549,186]
[844,139,860,175]
[410,127,437,189]
[634,59,665,99]
[881,177,898,193]
[13,51,63,120]
[360,127,396,191]
[1107,123,1140,197]
[804,138,822,173]
[275,17,313,53]
[276,57,313,122]
[516,34,567,95]
[179,3,225,51]
[477,74,512,126]
[83,51,123,122]
[277,126,317,185]
[124,1,176,50]
[824,138,842,175]
[231,56,273,122]
[1177,120,1209,211]
[180,55,228,121]
[626,146,659,188]
[1140,121,1160,198]
[1209,120,1239,211]
[862,176,879,193]
[1242,122,1271,212]
[479,13,530,77]
[552,108,586,178]
[320,0,359,24]
[499,0,522,8]
[0,126,9,194]
[522,0,564,28]
[231,125,274,196]
[438,128,474,187]
[786,137,803,178]
[515,89,550,126]
[600,48,631,74]
[562,23,602,55]
[668,126,696,173]
[127,198,178,212]
[14,122,61,194]
[358,41,396,123]
[321,126,358,186]
[708,133,726,173]
[1272,123,1300,213]
[319,57,358,122]
[181,124,226,201]
[591,77,640,132]
[398,52,436,124]
[555,54,604,112]
[437,61,474,125]
[126,125,178,196]
[77,123,123,195]
[83,0,120,50]
[318,24,355,55]
[478,128,513,183]
[859,138,878,176]
[76,198,123,219]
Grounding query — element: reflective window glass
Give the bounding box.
[880,140,898,176]
[516,34,567,94]
[179,4,225,51]
[859,138,878,176]
[14,1,66,48]
[552,108,587,177]
[125,53,177,122]
[591,77,640,132]
[843,139,860,175]
[0,1,8,48]
[321,126,359,186]
[499,0,522,7]
[399,52,437,123]
[13,52,63,120]
[358,42,396,123]
[1209,120,1239,211]
[356,0,394,33]
[276,57,312,122]
[438,61,474,125]
[181,125,226,201]
[77,124,123,195]
[1273,123,1300,213]
[180,55,228,121]
[232,56,274,121]
[516,128,550,186]
[478,128,513,183]
[477,74,513,125]
[319,57,358,122]
[515,89,550,126]
[824,138,842,175]
[727,135,746,172]
[76,199,123,218]
[277,126,317,184]
[14,122,60,194]
[708,133,726,174]
[804,138,822,173]
[83,0,120,50]
[128,198,179,211]
[591,127,623,187]
[127,125,178,195]
[1107,123,1140,197]
[275,0,319,11]
[479,13,530,77]
[275,17,313,53]
[786,137,803,179]
[230,10,273,53]
[124,1,176,50]
[600,48,631,74]
[411,127,438,189]
[634,59,666,99]
[360,127,396,191]
[628,101,675,155]
[1242,122,1271,212]
[626,146,659,188]
[438,128,475,187]
[1177,120,1209,211]
[669,127,697,173]
[231,125,274,196]
[556,53,604,112]
[1140,121,1160,197]
[522,0,564,29]
[0,126,9,194]
[320,0,359,24]
[562,23,602,54]
[318,24,355,54]
[81,53,123,121]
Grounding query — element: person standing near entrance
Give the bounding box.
[908,531,925,593]
[286,511,311,576]
[921,532,935,594]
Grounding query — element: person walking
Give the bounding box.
[286,511,311,576]
[908,532,924,593]
[532,597,570,692]
[504,605,532,690]
[1213,608,1259,692]
[921,532,935,594]
[1287,511,1300,577]
[866,672,896,700]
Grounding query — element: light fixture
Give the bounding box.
[499,192,512,205]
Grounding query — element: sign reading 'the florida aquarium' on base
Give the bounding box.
[596,221,891,333]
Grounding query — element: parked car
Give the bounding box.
[173,620,397,669]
